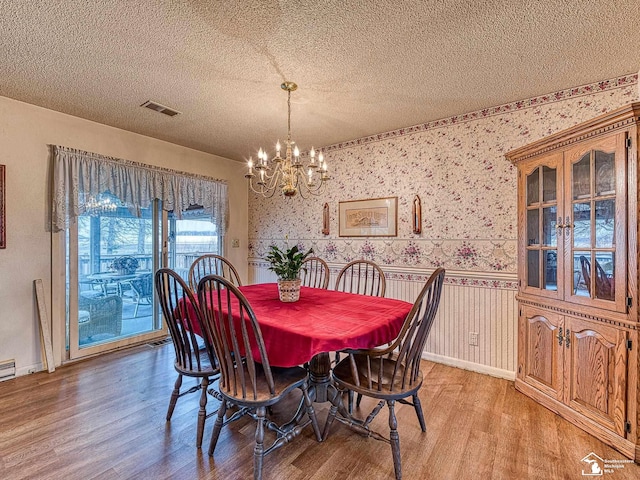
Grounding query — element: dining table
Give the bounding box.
[185,282,413,404]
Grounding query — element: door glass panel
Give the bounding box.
[542,206,557,246]
[573,153,591,199]
[527,209,539,246]
[543,251,557,291]
[595,150,615,195]
[573,202,591,248]
[167,208,221,282]
[595,199,615,248]
[568,146,619,304]
[573,252,615,301]
[542,166,556,202]
[527,250,540,288]
[527,168,539,205]
[594,252,615,301]
[574,253,590,297]
[75,194,161,348]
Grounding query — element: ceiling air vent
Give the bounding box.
[140,100,181,117]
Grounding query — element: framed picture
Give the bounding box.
[0,165,5,249]
[339,196,397,237]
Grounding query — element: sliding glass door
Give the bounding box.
[52,145,228,363]
[66,198,223,359]
[67,194,164,359]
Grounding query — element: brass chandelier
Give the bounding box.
[245,81,329,198]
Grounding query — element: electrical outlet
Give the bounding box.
[469,332,479,346]
[231,238,240,248]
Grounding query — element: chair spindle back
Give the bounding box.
[355,268,445,393]
[189,254,242,291]
[335,259,386,297]
[155,268,215,374]
[300,257,330,289]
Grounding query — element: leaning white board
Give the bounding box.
[34,279,55,373]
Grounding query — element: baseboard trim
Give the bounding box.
[423,352,516,381]
[16,362,44,377]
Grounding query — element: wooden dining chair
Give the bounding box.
[188,254,242,291]
[334,259,387,408]
[335,259,386,297]
[154,268,219,448]
[323,268,445,480]
[300,256,330,289]
[197,275,322,480]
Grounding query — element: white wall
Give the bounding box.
[0,96,248,376]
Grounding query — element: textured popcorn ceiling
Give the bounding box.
[1,0,639,162]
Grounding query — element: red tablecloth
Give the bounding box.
[183,283,412,368]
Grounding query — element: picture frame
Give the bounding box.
[0,165,5,249]
[339,196,397,237]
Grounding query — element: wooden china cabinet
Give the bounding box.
[507,103,640,462]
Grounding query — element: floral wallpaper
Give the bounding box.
[248,74,638,274]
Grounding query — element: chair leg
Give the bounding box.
[196,376,209,448]
[301,383,322,441]
[413,393,426,432]
[254,406,267,480]
[348,391,365,411]
[208,398,227,456]
[166,374,182,421]
[388,400,402,480]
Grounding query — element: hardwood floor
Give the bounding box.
[1,343,638,480]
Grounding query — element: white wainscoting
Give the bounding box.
[248,260,518,380]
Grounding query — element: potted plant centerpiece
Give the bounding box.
[265,244,313,302]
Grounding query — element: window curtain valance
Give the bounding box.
[52,146,228,234]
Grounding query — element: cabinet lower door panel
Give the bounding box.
[565,317,627,435]
[520,307,563,401]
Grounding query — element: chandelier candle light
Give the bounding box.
[245,81,329,198]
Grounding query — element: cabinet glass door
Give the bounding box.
[566,134,626,311]
[522,155,562,296]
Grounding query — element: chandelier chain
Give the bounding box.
[287,88,292,144]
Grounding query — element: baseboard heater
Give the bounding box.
[0,359,16,382]
[146,337,171,348]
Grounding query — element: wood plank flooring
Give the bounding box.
[1,343,638,480]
